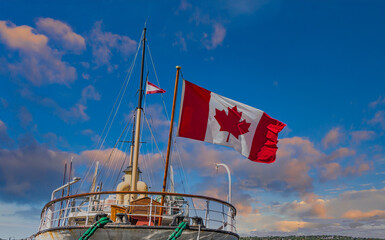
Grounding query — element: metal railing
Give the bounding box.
[38,191,237,233]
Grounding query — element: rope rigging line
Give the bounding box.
[94,42,142,186]
[142,111,166,165]
[102,116,133,181]
[78,216,112,240]
[167,221,188,240]
[112,112,136,189]
[148,44,191,194]
[147,43,171,121]
[140,139,154,188]
[96,109,135,188]
[141,99,164,186]
[76,30,143,194]
[109,112,134,178]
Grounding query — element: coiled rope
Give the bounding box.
[79,217,112,240]
[168,222,188,240]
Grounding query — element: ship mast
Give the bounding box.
[128,115,135,167]
[130,27,146,196]
[159,66,181,224]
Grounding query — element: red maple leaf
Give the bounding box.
[214,106,251,142]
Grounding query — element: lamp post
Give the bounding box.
[216,163,233,231]
[215,163,232,204]
[48,177,80,228]
[51,177,81,200]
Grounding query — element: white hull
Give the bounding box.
[35,225,239,240]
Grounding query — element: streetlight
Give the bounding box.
[51,177,81,200]
[215,163,231,204]
[216,163,233,231]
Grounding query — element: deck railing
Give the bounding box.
[38,191,237,233]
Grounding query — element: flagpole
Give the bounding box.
[159,66,181,225]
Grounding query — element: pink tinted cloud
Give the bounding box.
[325,147,356,162]
[0,120,13,148]
[322,127,344,149]
[0,20,77,86]
[280,193,328,219]
[18,106,33,128]
[80,85,101,104]
[89,21,137,71]
[20,85,100,123]
[81,129,101,145]
[36,17,85,52]
[177,136,319,195]
[351,130,375,144]
[80,148,128,168]
[319,148,370,181]
[343,162,371,177]
[342,209,385,220]
[320,162,342,181]
[178,0,192,11]
[173,31,187,51]
[202,23,226,50]
[0,21,47,52]
[223,0,267,16]
[0,98,8,108]
[368,111,385,130]
[252,188,385,236]
[369,96,385,108]
[188,8,227,50]
[274,221,321,232]
[199,184,256,216]
[0,136,70,200]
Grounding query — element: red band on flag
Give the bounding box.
[248,112,286,163]
[146,81,166,94]
[177,80,211,141]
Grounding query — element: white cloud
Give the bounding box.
[0,201,40,238]
[188,8,227,50]
[0,120,13,147]
[36,17,85,52]
[20,85,100,123]
[0,98,8,108]
[179,0,192,11]
[369,96,385,108]
[202,22,226,50]
[241,188,385,238]
[18,106,33,128]
[322,127,344,149]
[0,136,71,201]
[89,21,137,71]
[80,85,101,104]
[222,0,269,16]
[0,20,77,86]
[368,111,385,130]
[351,130,376,144]
[173,31,187,51]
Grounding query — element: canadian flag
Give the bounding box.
[146,81,166,94]
[177,80,286,163]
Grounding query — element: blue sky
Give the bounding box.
[0,0,385,238]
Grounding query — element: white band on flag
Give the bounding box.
[146,81,166,94]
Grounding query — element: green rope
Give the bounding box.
[79,216,112,240]
[168,222,188,240]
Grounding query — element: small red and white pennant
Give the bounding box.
[146,81,166,94]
